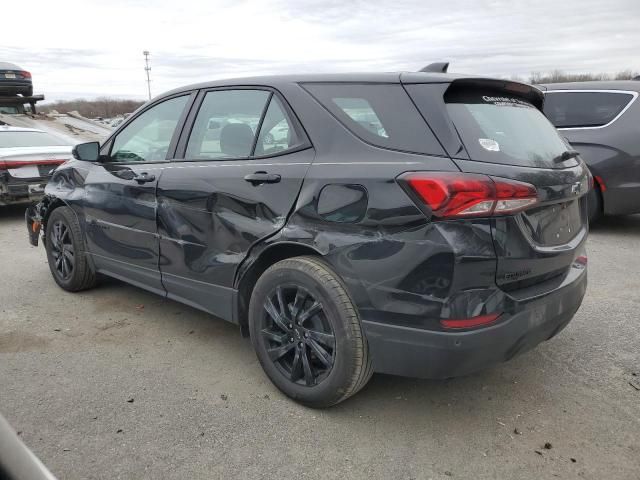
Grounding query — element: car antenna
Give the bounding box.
[419,62,449,73]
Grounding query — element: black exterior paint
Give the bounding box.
[30,72,588,379]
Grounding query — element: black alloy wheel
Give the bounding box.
[49,220,75,280]
[261,285,335,386]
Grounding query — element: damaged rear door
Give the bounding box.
[156,87,312,321]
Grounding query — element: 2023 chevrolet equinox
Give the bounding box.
[26,72,589,407]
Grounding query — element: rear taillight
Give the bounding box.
[20,71,32,79]
[398,172,538,219]
[0,159,66,169]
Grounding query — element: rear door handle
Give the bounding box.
[244,171,281,185]
[134,172,156,184]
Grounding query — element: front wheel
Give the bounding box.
[45,207,97,292]
[249,256,372,408]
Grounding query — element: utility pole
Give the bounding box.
[143,50,152,100]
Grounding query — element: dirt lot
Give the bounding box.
[1,204,639,480]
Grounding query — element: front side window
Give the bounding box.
[543,91,635,128]
[110,95,189,163]
[186,90,270,160]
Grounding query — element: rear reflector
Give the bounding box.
[398,172,538,218]
[440,313,501,330]
[0,159,67,169]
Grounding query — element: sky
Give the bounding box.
[2,0,640,102]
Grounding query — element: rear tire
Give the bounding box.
[249,256,372,408]
[45,207,97,292]
[587,185,603,223]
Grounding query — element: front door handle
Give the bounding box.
[134,172,156,184]
[244,171,281,186]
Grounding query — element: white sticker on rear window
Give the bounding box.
[479,138,500,152]
[481,96,533,108]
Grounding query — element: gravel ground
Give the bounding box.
[1,204,639,480]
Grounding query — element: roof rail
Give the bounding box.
[419,62,449,73]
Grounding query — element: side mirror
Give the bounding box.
[72,142,100,162]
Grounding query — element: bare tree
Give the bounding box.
[40,97,145,118]
[530,69,639,84]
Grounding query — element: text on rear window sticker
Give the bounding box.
[481,96,533,108]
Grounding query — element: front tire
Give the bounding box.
[45,207,97,292]
[249,256,372,408]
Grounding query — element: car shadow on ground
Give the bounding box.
[589,214,640,234]
[0,204,29,223]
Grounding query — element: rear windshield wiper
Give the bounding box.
[553,150,580,164]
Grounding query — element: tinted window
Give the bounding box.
[544,91,634,128]
[186,90,270,160]
[110,95,189,163]
[302,83,444,156]
[254,96,303,156]
[444,88,569,168]
[0,130,69,147]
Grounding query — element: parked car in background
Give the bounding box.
[0,62,33,97]
[27,73,588,407]
[0,127,72,206]
[540,81,640,220]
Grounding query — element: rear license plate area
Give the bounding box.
[522,200,582,246]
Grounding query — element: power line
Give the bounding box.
[143,51,152,101]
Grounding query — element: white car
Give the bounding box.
[0,126,73,206]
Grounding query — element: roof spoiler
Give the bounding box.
[419,62,449,73]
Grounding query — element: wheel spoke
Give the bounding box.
[290,288,307,321]
[306,329,335,349]
[276,286,288,321]
[63,249,74,264]
[298,301,322,325]
[261,328,287,344]
[300,346,314,386]
[60,226,70,244]
[290,347,302,381]
[307,338,333,368]
[264,298,290,332]
[268,342,296,361]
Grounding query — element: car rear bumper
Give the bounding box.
[0,81,32,95]
[362,264,587,379]
[0,180,47,205]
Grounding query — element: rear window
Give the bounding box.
[0,131,69,148]
[443,88,570,168]
[302,83,444,156]
[543,91,635,128]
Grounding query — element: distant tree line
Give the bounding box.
[40,97,145,118]
[525,69,639,84]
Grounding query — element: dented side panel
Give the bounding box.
[155,149,314,321]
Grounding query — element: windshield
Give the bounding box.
[0,131,69,148]
[445,89,571,168]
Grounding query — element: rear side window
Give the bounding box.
[254,96,303,156]
[302,83,444,156]
[186,89,270,160]
[543,91,635,128]
[443,88,569,168]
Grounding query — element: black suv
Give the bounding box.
[27,72,589,407]
[540,81,640,220]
